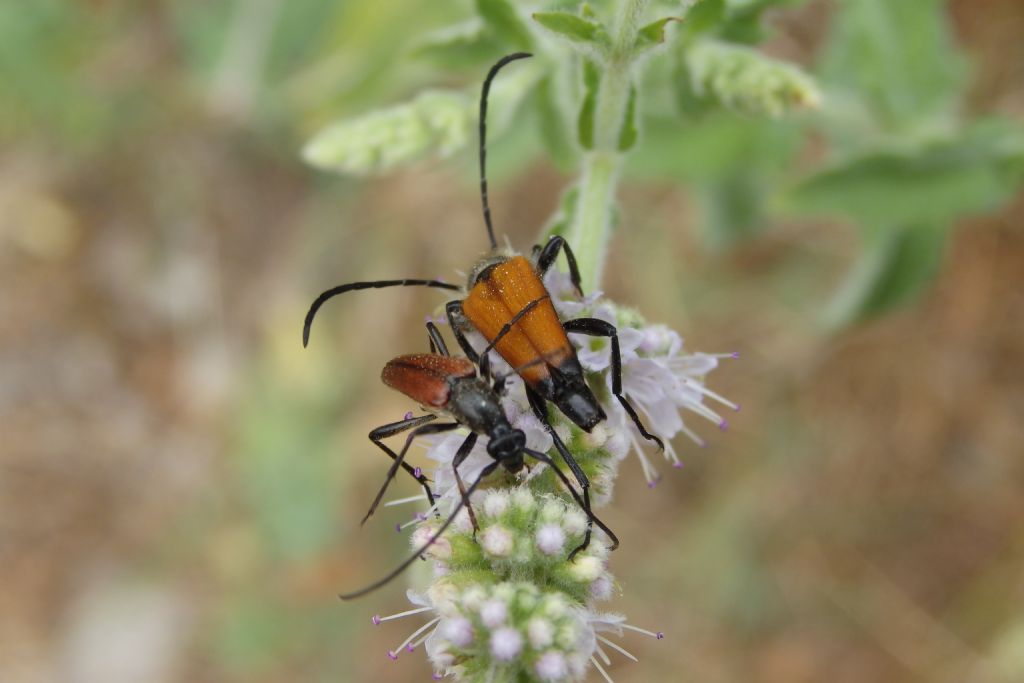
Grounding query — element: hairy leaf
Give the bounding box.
[823,223,949,328]
[634,17,680,53]
[475,0,534,50]
[532,11,608,47]
[785,122,1024,226]
[577,59,601,150]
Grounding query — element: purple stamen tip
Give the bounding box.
[734,404,741,412]
[656,631,665,640]
[414,467,422,478]
[699,440,708,449]
[647,476,661,489]
[395,523,403,533]
[718,419,729,431]
[730,351,740,359]
[415,512,427,521]
[672,461,684,469]
[404,411,414,420]
[407,644,416,652]
[433,674,443,681]
[387,650,398,661]
[372,615,381,626]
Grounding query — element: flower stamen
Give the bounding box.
[619,624,664,640]
[374,606,433,625]
[596,635,638,662]
[384,493,430,508]
[391,616,441,657]
[590,655,615,683]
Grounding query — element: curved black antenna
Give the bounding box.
[339,460,500,600]
[479,52,533,251]
[303,279,460,347]
[523,447,619,552]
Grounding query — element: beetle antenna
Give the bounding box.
[479,52,532,251]
[338,461,500,600]
[303,279,460,347]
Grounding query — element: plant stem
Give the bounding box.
[566,0,649,292]
[569,151,621,293]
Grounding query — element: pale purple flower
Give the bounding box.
[480,525,514,557]
[536,523,566,556]
[441,617,474,647]
[536,650,570,681]
[480,598,508,628]
[545,269,738,486]
[489,627,523,661]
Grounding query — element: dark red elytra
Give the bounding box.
[381,354,476,408]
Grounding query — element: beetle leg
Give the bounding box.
[445,300,480,363]
[365,418,459,525]
[425,321,450,357]
[339,459,501,601]
[535,235,583,296]
[525,387,596,555]
[523,446,619,554]
[562,318,666,452]
[450,432,481,536]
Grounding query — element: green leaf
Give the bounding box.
[719,0,804,44]
[634,17,680,53]
[410,18,501,67]
[302,90,473,176]
[532,11,608,47]
[534,75,577,170]
[577,59,601,150]
[475,0,533,50]
[671,50,715,118]
[628,114,801,182]
[617,85,639,151]
[823,223,949,329]
[784,123,1024,226]
[818,0,966,134]
[682,0,725,39]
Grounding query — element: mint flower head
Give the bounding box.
[544,269,739,487]
[369,271,732,681]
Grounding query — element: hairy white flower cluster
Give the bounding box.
[376,489,662,683]
[414,489,615,603]
[545,270,738,487]
[375,269,733,681]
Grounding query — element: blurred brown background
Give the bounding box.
[1,1,1022,682]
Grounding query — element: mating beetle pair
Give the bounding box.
[304,54,661,599]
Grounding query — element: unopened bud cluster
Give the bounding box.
[426,582,595,682]
[413,489,615,606]
[686,39,821,116]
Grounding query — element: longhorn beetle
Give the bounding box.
[339,319,617,600]
[304,53,664,534]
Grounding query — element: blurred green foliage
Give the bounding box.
[292,0,1024,328]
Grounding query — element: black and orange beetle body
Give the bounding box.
[303,54,663,544]
[340,323,616,600]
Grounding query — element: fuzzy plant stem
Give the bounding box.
[566,0,650,292]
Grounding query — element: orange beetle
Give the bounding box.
[304,54,662,511]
